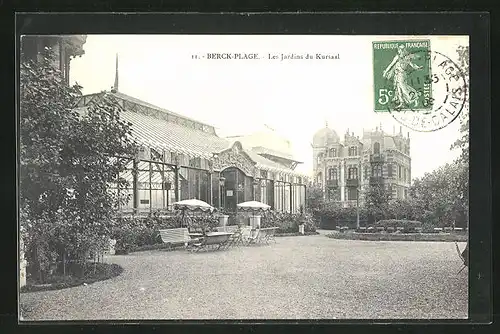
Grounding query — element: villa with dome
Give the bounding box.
[312,123,412,207]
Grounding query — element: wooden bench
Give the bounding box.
[159,228,198,250]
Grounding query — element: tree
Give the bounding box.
[364,184,391,223]
[306,184,325,213]
[20,46,136,281]
[450,45,469,226]
[407,162,468,228]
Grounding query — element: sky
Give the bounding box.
[70,35,468,179]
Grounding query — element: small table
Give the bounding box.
[206,232,233,237]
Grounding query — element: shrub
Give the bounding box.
[111,211,219,253]
[260,211,317,234]
[374,219,422,232]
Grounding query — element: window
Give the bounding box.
[189,157,201,168]
[317,153,324,164]
[372,165,382,177]
[388,164,393,177]
[404,189,408,199]
[348,146,358,156]
[347,167,358,179]
[170,152,178,164]
[329,148,337,157]
[347,187,358,200]
[403,168,407,181]
[329,168,338,180]
[373,142,381,154]
[398,165,402,179]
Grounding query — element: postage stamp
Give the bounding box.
[373,40,432,112]
[373,40,467,132]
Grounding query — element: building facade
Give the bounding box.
[21,35,87,85]
[74,57,308,214]
[312,123,411,207]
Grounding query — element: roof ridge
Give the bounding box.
[111,91,216,129]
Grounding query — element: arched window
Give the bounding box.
[348,167,358,179]
[329,167,338,180]
[373,142,381,154]
[329,148,337,157]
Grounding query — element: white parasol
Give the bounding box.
[237,201,271,211]
[173,199,214,213]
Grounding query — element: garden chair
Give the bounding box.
[159,228,199,250]
[240,226,254,245]
[260,227,278,244]
[221,227,242,249]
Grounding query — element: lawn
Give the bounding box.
[19,233,468,320]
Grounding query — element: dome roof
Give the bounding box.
[313,126,339,146]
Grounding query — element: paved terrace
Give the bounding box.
[20,233,468,320]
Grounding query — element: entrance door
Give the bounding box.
[221,167,246,212]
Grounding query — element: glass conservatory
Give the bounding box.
[75,91,308,214]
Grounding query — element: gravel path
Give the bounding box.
[20,235,468,320]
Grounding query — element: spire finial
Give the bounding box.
[112,53,119,93]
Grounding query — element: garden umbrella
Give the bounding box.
[236,201,271,212]
[173,199,215,230]
[173,199,214,213]
[237,201,271,229]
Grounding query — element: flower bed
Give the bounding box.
[20,262,123,293]
[326,231,467,242]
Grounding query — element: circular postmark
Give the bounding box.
[380,49,467,132]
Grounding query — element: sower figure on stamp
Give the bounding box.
[382,44,423,108]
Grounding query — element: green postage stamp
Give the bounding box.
[373,40,432,112]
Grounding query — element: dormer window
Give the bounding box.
[373,142,381,154]
[329,148,337,157]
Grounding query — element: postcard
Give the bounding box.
[19,33,470,321]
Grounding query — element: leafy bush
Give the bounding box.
[374,219,422,231]
[111,211,219,254]
[261,211,317,234]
